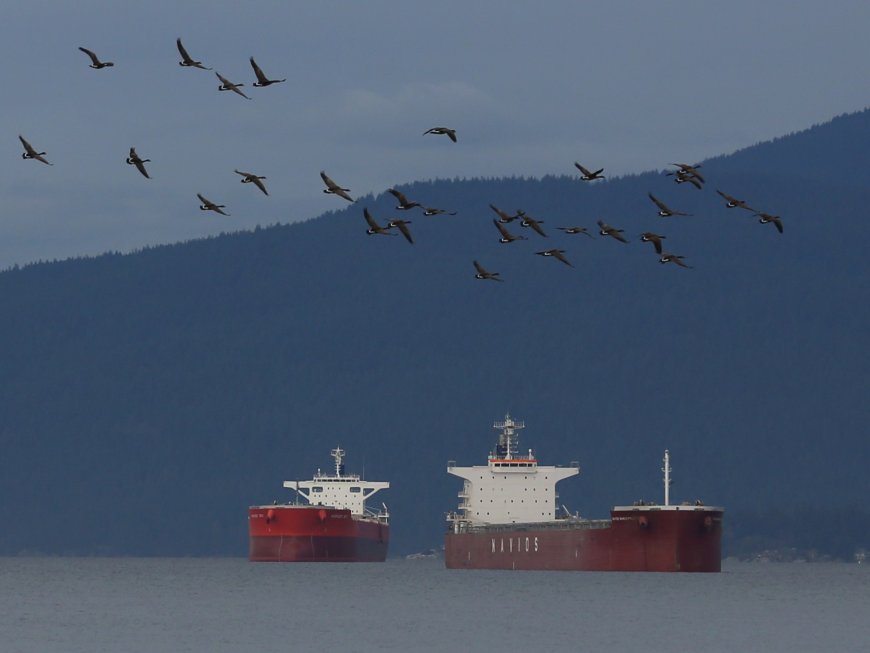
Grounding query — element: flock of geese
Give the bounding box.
[16,40,783,282]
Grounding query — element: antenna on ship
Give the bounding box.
[662,449,672,507]
[492,413,525,460]
[332,446,346,478]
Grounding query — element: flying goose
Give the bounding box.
[234,169,268,195]
[387,188,421,210]
[18,135,51,165]
[519,211,547,237]
[597,220,628,243]
[490,204,519,223]
[125,147,151,179]
[387,218,414,244]
[422,206,457,216]
[176,38,211,69]
[250,57,286,87]
[640,232,666,254]
[423,127,457,142]
[668,170,703,190]
[493,219,526,243]
[215,72,251,100]
[557,226,594,238]
[648,193,691,217]
[716,190,755,211]
[659,253,693,268]
[755,212,784,233]
[535,249,573,267]
[363,208,395,236]
[670,162,705,184]
[78,47,114,69]
[320,171,353,202]
[574,162,605,181]
[473,260,503,282]
[197,193,229,216]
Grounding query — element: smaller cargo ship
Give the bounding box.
[248,447,390,562]
[445,415,723,572]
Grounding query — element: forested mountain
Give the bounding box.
[1,109,867,558]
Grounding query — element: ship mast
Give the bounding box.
[331,446,346,478]
[492,414,525,460]
[662,449,672,507]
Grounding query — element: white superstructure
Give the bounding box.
[285,447,389,518]
[447,415,579,525]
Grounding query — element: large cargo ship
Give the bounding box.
[248,447,390,562]
[445,415,723,572]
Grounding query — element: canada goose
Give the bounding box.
[640,232,666,254]
[493,219,526,243]
[78,47,113,69]
[197,193,229,216]
[18,135,51,165]
[755,212,784,233]
[648,193,691,217]
[176,38,211,69]
[125,147,151,179]
[473,260,503,282]
[320,171,353,202]
[489,204,519,223]
[535,249,573,267]
[574,162,605,181]
[422,206,457,216]
[215,72,251,100]
[557,226,594,238]
[423,127,457,142]
[387,218,414,244]
[387,188,421,210]
[659,253,693,268]
[250,57,286,87]
[234,169,268,195]
[597,220,628,243]
[519,211,547,237]
[363,208,396,236]
[668,170,703,190]
[670,162,705,184]
[716,190,755,211]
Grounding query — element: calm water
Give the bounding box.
[0,557,867,653]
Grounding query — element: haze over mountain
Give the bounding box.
[1,110,867,558]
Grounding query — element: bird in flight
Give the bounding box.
[473,260,503,282]
[490,204,519,223]
[363,208,396,236]
[716,190,755,211]
[320,171,353,202]
[78,47,114,69]
[557,226,594,238]
[755,212,784,233]
[388,188,421,211]
[659,253,693,268]
[126,147,151,179]
[215,72,251,100]
[536,249,573,267]
[519,211,547,237]
[648,193,691,217]
[668,169,703,190]
[18,135,52,165]
[493,219,526,243]
[423,127,457,142]
[597,220,628,243]
[574,162,605,181]
[670,162,705,184]
[422,206,457,216]
[639,232,666,254]
[197,193,229,216]
[234,170,268,195]
[176,38,211,69]
[250,57,286,87]
[388,218,414,244]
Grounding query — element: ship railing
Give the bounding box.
[446,517,611,534]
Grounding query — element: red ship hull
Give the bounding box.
[248,505,389,562]
[445,506,722,572]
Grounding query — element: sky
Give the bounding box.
[2,1,869,269]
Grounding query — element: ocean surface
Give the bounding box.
[0,557,866,653]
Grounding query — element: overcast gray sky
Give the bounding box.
[2,1,868,268]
